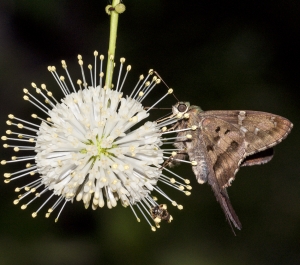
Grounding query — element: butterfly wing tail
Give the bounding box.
[210,180,242,231]
[220,189,242,230]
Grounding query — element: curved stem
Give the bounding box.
[105,0,121,88]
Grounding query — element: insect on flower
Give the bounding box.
[166,101,292,233]
[1,51,193,231]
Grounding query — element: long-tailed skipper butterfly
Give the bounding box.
[169,101,293,232]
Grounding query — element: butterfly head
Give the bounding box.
[172,102,190,116]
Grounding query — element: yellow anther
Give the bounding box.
[186,134,192,139]
[170,178,176,183]
[177,205,183,210]
[154,217,161,223]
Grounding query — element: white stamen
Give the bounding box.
[146,89,173,113]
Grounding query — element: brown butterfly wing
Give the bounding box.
[198,115,248,230]
[201,110,293,158]
[180,109,246,230]
[241,148,274,167]
[198,116,247,188]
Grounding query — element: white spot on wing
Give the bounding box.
[240,126,248,134]
[238,111,246,125]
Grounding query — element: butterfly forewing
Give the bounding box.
[201,110,293,156]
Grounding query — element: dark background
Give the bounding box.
[0,1,299,264]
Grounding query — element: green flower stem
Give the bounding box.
[105,0,121,89]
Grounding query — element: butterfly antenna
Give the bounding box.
[144,107,172,110]
[153,71,179,102]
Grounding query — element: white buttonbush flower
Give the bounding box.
[1,51,193,231]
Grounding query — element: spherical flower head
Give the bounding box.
[36,86,163,209]
[2,52,192,229]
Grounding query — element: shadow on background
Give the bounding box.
[0,1,299,265]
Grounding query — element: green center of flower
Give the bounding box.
[80,136,117,163]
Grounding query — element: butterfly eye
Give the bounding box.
[177,104,187,113]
